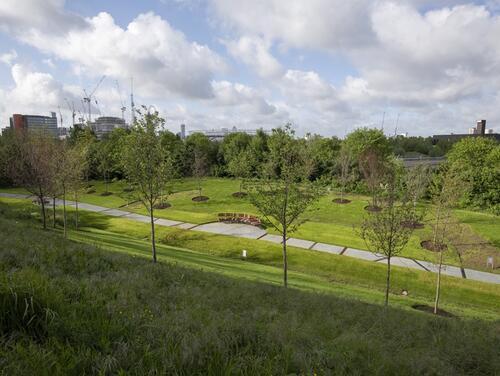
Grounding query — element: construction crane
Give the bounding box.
[115,80,126,121]
[57,105,63,128]
[83,75,105,122]
[64,98,76,127]
[130,77,136,125]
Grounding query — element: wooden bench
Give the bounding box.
[217,213,262,227]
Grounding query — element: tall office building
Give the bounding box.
[9,112,58,136]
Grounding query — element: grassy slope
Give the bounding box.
[2,178,499,269]
[1,197,499,320]
[1,216,500,375]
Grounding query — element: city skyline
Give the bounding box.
[1,0,500,136]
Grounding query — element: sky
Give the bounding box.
[1,0,500,137]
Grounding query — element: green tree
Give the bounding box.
[122,108,170,263]
[446,137,499,213]
[359,190,417,306]
[343,128,391,162]
[246,125,322,287]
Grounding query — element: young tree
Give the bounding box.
[245,125,322,287]
[227,150,254,196]
[336,146,353,203]
[122,108,170,263]
[429,169,466,314]
[69,143,88,230]
[359,198,417,306]
[8,131,56,229]
[193,148,208,200]
[359,147,387,209]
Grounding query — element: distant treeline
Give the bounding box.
[0,124,498,213]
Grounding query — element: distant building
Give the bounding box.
[433,120,500,143]
[180,124,186,140]
[91,116,127,140]
[9,112,58,136]
[189,126,271,141]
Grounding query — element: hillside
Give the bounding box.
[1,217,499,375]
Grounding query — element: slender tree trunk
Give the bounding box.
[63,188,67,239]
[40,195,47,230]
[434,249,444,314]
[385,257,391,306]
[75,191,79,231]
[150,203,157,263]
[240,180,243,195]
[105,172,109,193]
[282,227,288,288]
[52,197,56,228]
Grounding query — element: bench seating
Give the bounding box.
[218,213,261,227]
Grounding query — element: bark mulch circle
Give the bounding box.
[100,192,113,197]
[401,220,425,229]
[364,205,382,212]
[232,192,248,198]
[86,189,96,194]
[192,196,209,202]
[411,304,454,318]
[333,198,351,204]
[123,187,134,193]
[154,202,171,209]
[420,240,447,252]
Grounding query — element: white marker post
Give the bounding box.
[242,249,247,259]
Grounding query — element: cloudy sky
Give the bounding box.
[1,0,499,136]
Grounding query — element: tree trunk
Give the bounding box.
[75,192,79,231]
[239,180,243,195]
[52,197,56,228]
[63,189,67,239]
[385,257,391,306]
[40,195,47,230]
[105,172,108,193]
[434,249,444,314]
[282,227,288,288]
[150,204,157,263]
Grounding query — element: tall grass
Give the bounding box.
[1,217,499,375]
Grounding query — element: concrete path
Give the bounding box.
[2,192,499,285]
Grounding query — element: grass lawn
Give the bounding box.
[3,178,499,271]
[1,197,499,320]
[1,206,500,374]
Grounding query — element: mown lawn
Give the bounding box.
[1,211,499,374]
[1,197,499,320]
[2,177,499,270]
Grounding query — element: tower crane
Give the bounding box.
[57,105,63,128]
[64,98,76,127]
[83,75,106,122]
[115,80,126,121]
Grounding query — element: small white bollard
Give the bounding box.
[242,249,247,259]
[487,256,494,269]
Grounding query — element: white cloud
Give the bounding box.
[223,36,283,78]
[0,49,17,66]
[0,2,225,99]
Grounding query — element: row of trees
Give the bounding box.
[1,112,496,314]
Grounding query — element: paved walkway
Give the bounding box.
[2,192,499,285]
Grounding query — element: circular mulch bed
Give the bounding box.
[192,196,209,202]
[401,220,425,229]
[411,304,454,317]
[232,192,248,198]
[420,240,447,252]
[364,205,382,212]
[100,192,113,197]
[333,198,351,204]
[123,187,134,193]
[86,189,96,194]
[154,202,171,209]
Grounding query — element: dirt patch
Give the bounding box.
[192,196,209,202]
[123,187,134,193]
[86,189,96,194]
[232,192,248,198]
[100,192,113,197]
[401,220,424,229]
[411,304,454,318]
[421,240,447,252]
[333,198,351,204]
[364,205,382,212]
[154,202,171,209]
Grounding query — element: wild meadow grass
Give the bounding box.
[0,204,500,374]
[0,198,500,375]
